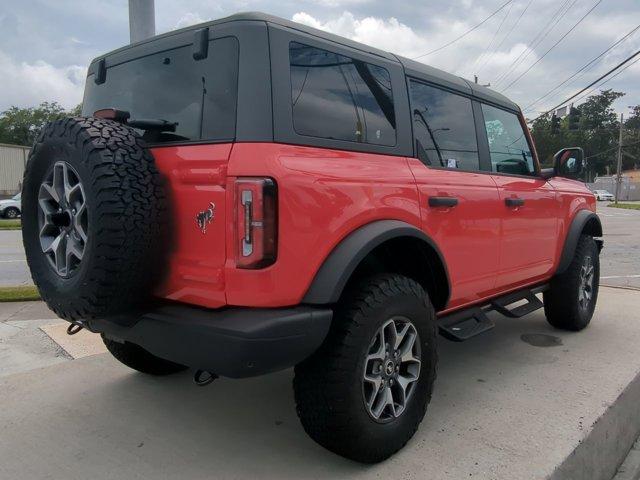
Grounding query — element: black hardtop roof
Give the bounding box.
[91,11,518,111]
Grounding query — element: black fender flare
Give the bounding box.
[302,220,450,306]
[556,210,603,275]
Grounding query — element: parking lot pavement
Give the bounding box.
[0,230,31,286]
[2,287,640,480]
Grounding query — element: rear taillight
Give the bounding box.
[235,178,277,269]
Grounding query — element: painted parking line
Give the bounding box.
[0,260,26,263]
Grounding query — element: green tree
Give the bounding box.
[624,105,640,171]
[528,89,625,180]
[0,102,81,147]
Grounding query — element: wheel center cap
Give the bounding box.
[385,360,395,376]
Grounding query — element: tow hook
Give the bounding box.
[194,370,218,386]
[66,323,84,335]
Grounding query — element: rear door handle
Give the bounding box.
[429,196,458,208]
[505,197,525,207]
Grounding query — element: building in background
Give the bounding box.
[0,143,29,196]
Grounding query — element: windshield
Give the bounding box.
[82,36,238,144]
[12,193,21,201]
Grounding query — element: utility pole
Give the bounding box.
[615,112,624,204]
[129,0,155,44]
[473,75,491,87]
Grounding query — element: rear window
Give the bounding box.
[289,42,396,146]
[408,80,479,170]
[82,36,239,144]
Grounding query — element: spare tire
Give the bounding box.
[22,117,166,321]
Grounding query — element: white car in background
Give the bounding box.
[593,190,615,201]
[0,193,21,219]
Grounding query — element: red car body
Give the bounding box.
[77,12,602,382]
[152,137,596,314]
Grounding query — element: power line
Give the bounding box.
[586,140,640,160]
[534,48,640,119]
[523,23,640,112]
[471,1,514,73]
[413,0,515,59]
[477,0,535,75]
[570,55,640,105]
[492,0,575,87]
[501,0,602,91]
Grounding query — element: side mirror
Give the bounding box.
[553,147,585,180]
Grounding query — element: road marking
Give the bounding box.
[0,260,26,263]
[601,275,640,279]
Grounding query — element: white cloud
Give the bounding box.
[292,11,432,58]
[0,51,85,110]
[174,12,208,30]
[291,11,492,75]
[308,0,371,7]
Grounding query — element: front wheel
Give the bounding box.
[293,274,437,463]
[544,234,599,331]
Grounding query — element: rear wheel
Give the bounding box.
[102,335,187,376]
[544,235,599,331]
[294,274,437,463]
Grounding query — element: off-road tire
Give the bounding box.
[544,234,599,331]
[102,336,187,375]
[293,274,437,463]
[21,117,166,321]
[4,207,20,219]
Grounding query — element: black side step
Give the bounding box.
[490,290,544,318]
[439,308,495,342]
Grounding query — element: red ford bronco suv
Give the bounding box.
[22,12,602,463]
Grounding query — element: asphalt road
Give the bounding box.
[0,229,29,286]
[598,203,640,289]
[1,203,638,288]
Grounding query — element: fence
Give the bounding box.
[0,143,29,196]
[589,176,640,201]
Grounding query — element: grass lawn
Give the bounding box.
[0,219,21,230]
[607,203,640,210]
[0,285,40,302]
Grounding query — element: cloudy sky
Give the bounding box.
[1,0,639,118]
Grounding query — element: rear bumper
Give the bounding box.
[83,304,333,378]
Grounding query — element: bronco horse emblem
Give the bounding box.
[196,202,216,234]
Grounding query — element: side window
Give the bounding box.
[289,42,396,146]
[481,104,536,176]
[408,80,479,170]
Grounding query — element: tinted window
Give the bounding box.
[289,42,396,146]
[409,80,479,170]
[83,37,239,143]
[481,104,535,176]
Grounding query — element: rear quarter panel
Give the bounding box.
[225,143,421,307]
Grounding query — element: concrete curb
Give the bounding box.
[551,370,640,480]
[614,439,640,480]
